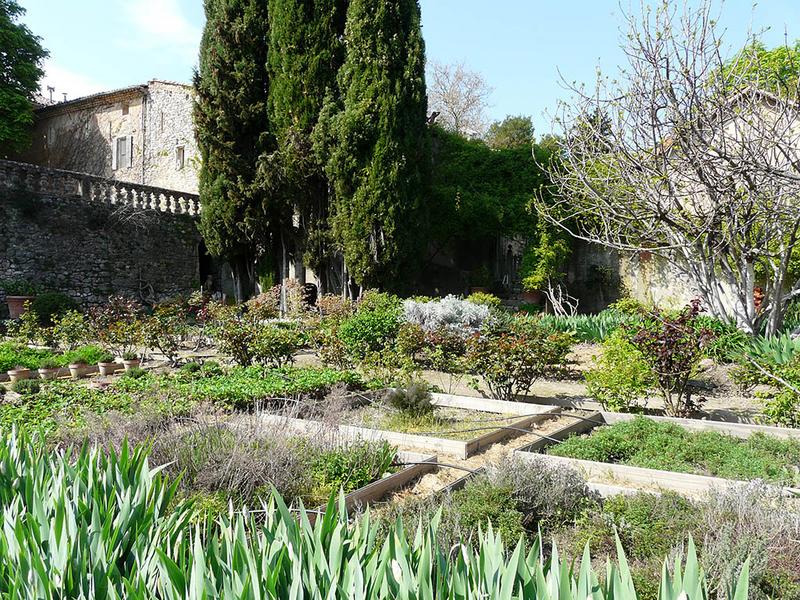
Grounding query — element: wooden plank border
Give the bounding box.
[323,450,438,512]
[600,411,800,440]
[256,408,559,459]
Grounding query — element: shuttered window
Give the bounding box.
[112,136,133,170]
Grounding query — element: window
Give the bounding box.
[175,145,185,170]
[112,136,133,170]
[121,103,129,116]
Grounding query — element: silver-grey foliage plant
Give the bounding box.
[403,295,490,335]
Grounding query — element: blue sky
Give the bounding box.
[20,0,800,134]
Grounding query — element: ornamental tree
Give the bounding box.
[0,0,47,155]
[193,0,273,302]
[321,0,430,293]
[538,0,800,335]
[265,0,348,293]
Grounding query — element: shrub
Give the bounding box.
[315,294,354,321]
[585,329,653,412]
[141,301,189,366]
[403,295,490,335]
[484,455,595,530]
[338,305,400,361]
[760,388,800,428]
[250,323,304,368]
[11,378,40,396]
[628,299,713,416]
[385,381,434,417]
[466,291,502,309]
[245,289,280,320]
[39,357,60,370]
[88,296,144,357]
[52,310,88,350]
[30,292,78,326]
[694,316,749,362]
[466,316,572,400]
[121,366,148,380]
[306,439,396,504]
[449,479,526,544]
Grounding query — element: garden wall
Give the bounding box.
[0,160,207,313]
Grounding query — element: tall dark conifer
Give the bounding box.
[193,0,272,301]
[323,0,430,292]
[266,0,348,293]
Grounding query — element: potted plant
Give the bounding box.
[37,357,60,380]
[122,351,141,372]
[6,365,32,384]
[1,280,39,319]
[97,351,117,376]
[68,358,89,379]
[520,224,572,307]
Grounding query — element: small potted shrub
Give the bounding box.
[122,351,141,372]
[97,351,117,376]
[1,280,39,319]
[6,365,32,384]
[68,358,89,379]
[37,357,60,380]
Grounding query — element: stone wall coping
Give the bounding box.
[0,159,201,217]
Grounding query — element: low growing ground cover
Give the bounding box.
[548,416,800,485]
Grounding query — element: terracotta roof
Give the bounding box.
[34,84,148,116]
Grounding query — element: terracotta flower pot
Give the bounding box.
[68,363,88,379]
[522,290,544,305]
[38,367,59,380]
[122,359,141,372]
[7,368,32,384]
[97,362,118,376]
[6,296,35,319]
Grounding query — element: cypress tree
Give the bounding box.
[266,0,348,293]
[193,0,273,302]
[323,0,430,292]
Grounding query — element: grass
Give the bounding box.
[549,416,800,485]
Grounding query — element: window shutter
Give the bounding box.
[112,137,118,170]
[129,136,134,167]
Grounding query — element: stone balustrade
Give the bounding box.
[0,159,201,217]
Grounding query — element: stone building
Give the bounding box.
[15,80,199,194]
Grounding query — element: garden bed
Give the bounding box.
[256,393,561,459]
[515,412,800,495]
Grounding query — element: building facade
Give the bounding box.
[16,80,199,194]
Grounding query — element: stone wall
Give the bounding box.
[0,161,204,314]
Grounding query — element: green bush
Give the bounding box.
[250,323,304,368]
[450,479,526,544]
[52,310,88,350]
[466,316,572,400]
[338,305,401,361]
[385,381,434,417]
[760,388,800,428]
[306,440,396,504]
[466,291,502,309]
[121,366,148,380]
[550,416,800,485]
[584,329,653,412]
[30,292,78,326]
[11,378,40,396]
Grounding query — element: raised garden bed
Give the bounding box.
[515,412,800,496]
[256,393,561,459]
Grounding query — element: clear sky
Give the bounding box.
[19,0,800,135]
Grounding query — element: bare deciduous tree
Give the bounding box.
[427,60,493,137]
[537,0,800,336]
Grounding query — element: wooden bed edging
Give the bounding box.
[256,407,560,459]
[322,450,438,513]
[430,393,560,416]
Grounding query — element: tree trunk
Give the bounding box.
[230,255,255,304]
